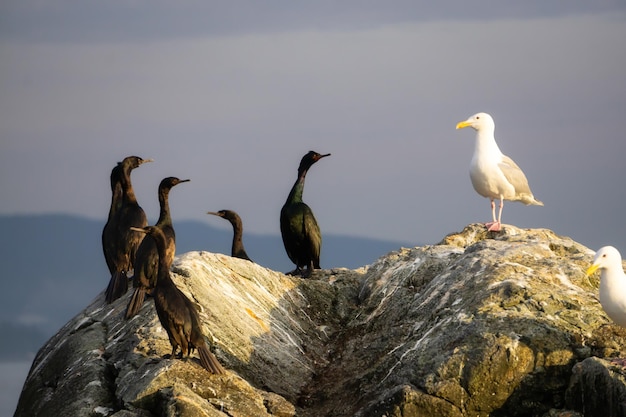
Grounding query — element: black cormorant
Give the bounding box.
[125,177,190,319]
[104,156,153,303]
[207,210,252,261]
[102,162,123,276]
[130,226,226,374]
[280,150,330,278]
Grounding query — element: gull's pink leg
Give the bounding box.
[485,199,499,230]
[485,198,503,232]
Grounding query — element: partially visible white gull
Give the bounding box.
[587,246,626,328]
[456,112,543,232]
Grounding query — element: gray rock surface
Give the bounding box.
[14,224,626,416]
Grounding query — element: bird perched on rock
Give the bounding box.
[587,246,626,328]
[125,177,190,319]
[207,210,252,261]
[131,226,226,374]
[280,150,330,278]
[104,156,153,303]
[102,162,124,276]
[456,112,543,232]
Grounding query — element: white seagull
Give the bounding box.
[587,246,626,328]
[456,112,543,231]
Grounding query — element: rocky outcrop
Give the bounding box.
[566,356,626,417]
[14,224,626,417]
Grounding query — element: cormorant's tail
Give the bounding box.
[197,344,226,375]
[105,271,128,304]
[125,287,146,319]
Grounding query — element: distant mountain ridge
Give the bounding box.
[0,214,414,361]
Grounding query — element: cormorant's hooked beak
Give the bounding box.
[207,211,224,218]
[456,120,472,130]
[315,153,331,161]
[180,178,191,183]
[130,227,147,234]
[586,263,600,276]
[141,158,155,164]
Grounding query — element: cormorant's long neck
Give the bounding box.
[156,188,172,226]
[230,218,246,257]
[108,165,123,217]
[121,167,138,204]
[107,182,123,221]
[285,169,308,205]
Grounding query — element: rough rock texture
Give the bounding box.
[566,356,626,417]
[14,224,626,417]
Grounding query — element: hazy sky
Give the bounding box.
[1,1,625,254]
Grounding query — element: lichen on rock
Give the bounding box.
[14,224,626,417]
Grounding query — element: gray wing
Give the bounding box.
[498,155,533,195]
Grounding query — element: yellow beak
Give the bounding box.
[456,120,472,130]
[586,263,600,276]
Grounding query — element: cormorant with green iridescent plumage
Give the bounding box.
[130,225,226,374]
[104,156,153,304]
[280,150,330,278]
[207,210,252,262]
[125,177,190,319]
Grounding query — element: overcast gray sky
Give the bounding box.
[1,1,625,254]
